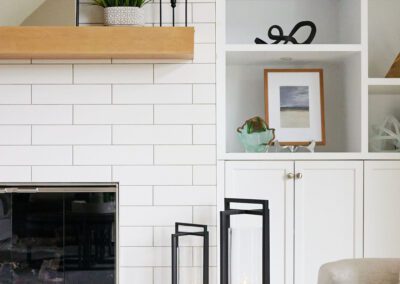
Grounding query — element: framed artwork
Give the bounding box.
[264,69,326,145]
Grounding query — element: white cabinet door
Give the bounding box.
[294,161,363,284]
[365,161,400,257]
[225,161,294,284]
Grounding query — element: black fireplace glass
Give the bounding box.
[0,186,116,284]
[12,193,64,284]
[64,192,116,284]
[0,193,12,284]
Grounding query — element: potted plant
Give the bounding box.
[93,0,151,27]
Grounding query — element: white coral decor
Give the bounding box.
[371,115,400,152]
[104,7,145,26]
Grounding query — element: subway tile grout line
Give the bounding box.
[72,64,75,84]
[30,85,33,104]
[71,104,74,124]
[110,124,113,145]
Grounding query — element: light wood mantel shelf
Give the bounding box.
[0,26,194,60]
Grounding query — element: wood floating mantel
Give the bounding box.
[0,26,194,60]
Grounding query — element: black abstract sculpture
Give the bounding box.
[255,21,317,44]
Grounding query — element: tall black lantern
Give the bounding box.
[220,198,270,284]
[171,222,209,284]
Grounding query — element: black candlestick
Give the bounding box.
[171,0,177,26]
[160,0,162,26]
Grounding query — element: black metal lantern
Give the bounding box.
[171,222,209,284]
[220,198,270,284]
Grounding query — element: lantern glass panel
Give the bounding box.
[229,227,262,284]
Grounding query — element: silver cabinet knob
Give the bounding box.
[296,173,303,179]
[287,173,294,179]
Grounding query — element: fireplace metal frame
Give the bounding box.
[220,198,270,284]
[0,182,119,284]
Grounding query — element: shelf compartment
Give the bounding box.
[369,85,400,152]
[0,27,194,59]
[225,51,362,154]
[226,0,361,45]
[369,0,400,78]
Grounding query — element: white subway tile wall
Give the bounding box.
[0,0,217,284]
[0,1,216,283]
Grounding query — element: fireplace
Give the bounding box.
[0,183,118,284]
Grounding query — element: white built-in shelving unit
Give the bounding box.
[216,2,400,283]
[216,0,400,160]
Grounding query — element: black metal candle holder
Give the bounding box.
[171,222,209,284]
[161,0,189,27]
[220,198,270,284]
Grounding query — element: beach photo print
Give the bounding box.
[264,69,326,145]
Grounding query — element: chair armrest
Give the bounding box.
[318,259,400,284]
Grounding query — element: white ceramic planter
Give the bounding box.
[104,7,145,26]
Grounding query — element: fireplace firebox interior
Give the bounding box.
[0,183,118,284]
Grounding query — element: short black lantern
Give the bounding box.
[220,198,270,284]
[171,222,209,284]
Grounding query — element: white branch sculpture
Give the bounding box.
[371,115,400,152]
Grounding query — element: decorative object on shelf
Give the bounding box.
[267,140,316,153]
[220,198,270,284]
[93,0,151,26]
[386,53,400,78]
[264,69,326,145]
[370,115,400,152]
[171,223,209,284]
[92,0,189,27]
[237,116,276,152]
[255,21,317,44]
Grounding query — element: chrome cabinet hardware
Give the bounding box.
[287,173,303,180]
[296,173,303,179]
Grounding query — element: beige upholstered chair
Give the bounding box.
[318,259,400,284]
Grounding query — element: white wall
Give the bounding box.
[0,0,45,25]
[0,1,217,283]
[22,0,76,26]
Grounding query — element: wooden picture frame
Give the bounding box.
[264,69,326,146]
